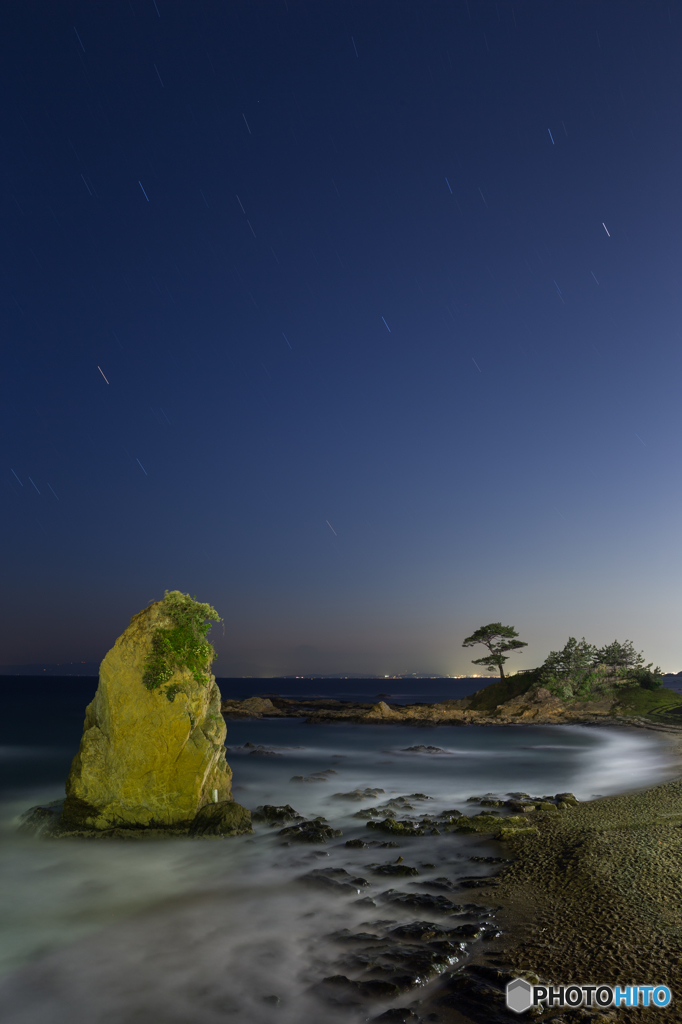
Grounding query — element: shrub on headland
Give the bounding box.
[537,636,662,700]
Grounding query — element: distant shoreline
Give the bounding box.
[220,692,682,733]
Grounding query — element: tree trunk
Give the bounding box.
[498,663,505,679]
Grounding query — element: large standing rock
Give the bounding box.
[61,594,248,832]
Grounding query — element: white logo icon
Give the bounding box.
[506,978,533,1013]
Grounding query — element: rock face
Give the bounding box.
[188,801,253,837]
[62,597,243,832]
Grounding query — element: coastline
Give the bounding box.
[8,705,682,1021]
[220,691,682,731]
[221,694,682,1021]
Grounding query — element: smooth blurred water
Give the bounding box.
[0,718,675,1024]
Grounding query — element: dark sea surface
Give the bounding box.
[0,678,676,1023]
[0,676,492,798]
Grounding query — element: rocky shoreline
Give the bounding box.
[220,689,682,732]
[15,661,682,1021]
[15,728,682,1022]
[220,692,682,1022]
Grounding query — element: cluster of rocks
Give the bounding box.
[333,787,386,801]
[290,845,620,1024]
[241,790,582,848]
[349,792,581,844]
[354,795,434,819]
[251,803,303,825]
[295,867,506,1018]
[278,815,344,843]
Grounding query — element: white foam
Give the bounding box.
[0,723,674,1021]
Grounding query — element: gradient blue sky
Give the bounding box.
[2,1,682,677]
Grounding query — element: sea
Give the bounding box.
[0,676,676,1023]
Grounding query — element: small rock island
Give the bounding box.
[22,591,251,839]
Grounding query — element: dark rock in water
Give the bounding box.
[419,877,459,892]
[374,945,458,975]
[261,994,281,1005]
[365,796,418,816]
[461,902,500,915]
[458,877,498,889]
[345,838,370,848]
[506,792,531,800]
[377,841,400,848]
[188,801,253,837]
[306,867,369,882]
[436,964,520,1023]
[278,818,342,843]
[355,896,378,907]
[437,809,462,821]
[366,862,420,877]
[290,768,339,782]
[401,746,445,754]
[371,1010,421,1023]
[379,890,464,914]
[318,975,402,1001]
[505,800,535,812]
[299,868,370,894]
[333,788,385,800]
[449,924,486,939]
[388,921,451,941]
[252,804,303,824]
[329,929,383,942]
[469,856,509,864]
[366,818,426,837]
[16,801,63,838]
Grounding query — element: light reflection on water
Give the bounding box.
[0,723,674,1023]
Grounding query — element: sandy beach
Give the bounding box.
[429,727,682,1023]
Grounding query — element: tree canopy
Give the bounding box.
[538,635,662,699]
[462,622,527,680]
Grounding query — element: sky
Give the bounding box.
[1,1,682,678]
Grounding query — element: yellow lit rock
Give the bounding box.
[367,701,401,719]
[62,598,240,831]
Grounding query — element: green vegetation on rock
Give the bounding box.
[143,590,220,699]
[537,635,663,700]
[461,625,667,710]
[62,596,235,832]
[614,685,682,717]
[466,671,538,712]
